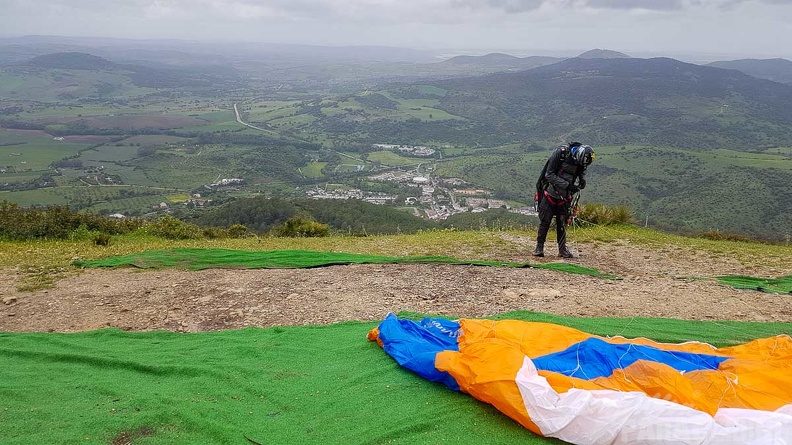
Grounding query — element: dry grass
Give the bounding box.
[2,226,790,291]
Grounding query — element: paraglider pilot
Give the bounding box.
[533,142,595,258]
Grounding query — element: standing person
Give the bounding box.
[533,142,595,258]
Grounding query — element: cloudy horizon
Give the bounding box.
[1,0,791,61]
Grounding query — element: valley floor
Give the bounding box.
[1,235,790,332]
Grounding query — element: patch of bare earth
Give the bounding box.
[1,238,790,333]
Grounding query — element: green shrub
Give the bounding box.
[227,224,248,238]
[270,215,329,237]
[577,203,634,226]
[200,224,249,239]
[69,224,94,241]
[201,227,222,239]
[697,229,754,242]
[144,215,203,240]
[0,201,142,240]
[92,233,111,246]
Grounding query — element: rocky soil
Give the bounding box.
[1,238,790,332]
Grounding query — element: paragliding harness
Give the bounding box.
[534,153,581,226]
[566,191,581,226]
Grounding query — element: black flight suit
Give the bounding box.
[535,145,587,257]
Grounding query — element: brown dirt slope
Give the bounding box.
[1,236,790,333]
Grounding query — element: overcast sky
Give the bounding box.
[1,0,791,60]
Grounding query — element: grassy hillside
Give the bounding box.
[3,52,792,241]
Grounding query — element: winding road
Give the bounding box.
[233,103,274,133]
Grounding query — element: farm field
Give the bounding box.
[366,150,424,167]
[301,162,326,178]
[0,129,94,170]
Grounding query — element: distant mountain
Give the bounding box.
[2,35,439,66]
[707,58,792,85]
[442,53,521,65]
[18,51,237,91]
[429,56,792,148]
[577,49,631,59]
[437,53,562,71]
[26,52,119,70]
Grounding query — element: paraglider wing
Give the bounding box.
[368,315,792,445]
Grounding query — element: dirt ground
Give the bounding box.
[1,237,791,333]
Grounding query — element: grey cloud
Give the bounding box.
[10,0,151,11]
[451,0,547,13]
[576,0,792,11]
[4,0,792,35]
[580,0,685,10]
[706,0,792,12]
[9,0,791,22]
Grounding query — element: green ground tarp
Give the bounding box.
[74,248,619,279]
[1,311,789,445]
[718,274,792,294]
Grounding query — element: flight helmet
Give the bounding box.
[572,144,595,166]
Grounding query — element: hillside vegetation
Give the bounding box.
[1,48,791,241]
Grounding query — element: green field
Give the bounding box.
[0,171,39,182]
[763,146,792,155]
[0,129,93,171]
[0,188,70,206]
[120,135,192,146]
[366,150,424,167]
[301,162,327,178]
[183,109,235,123]
[268,113,317,127]
[84,194,172,215]
[80,145,141,163]
[11,103,125,119]
[180,120,260,133]
[244,101,301,122]
[0,184,183,215]
[394,98,463,121]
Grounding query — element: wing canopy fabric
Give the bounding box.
[368,315,792,445]
[370,314,461,390]
[532,337,729,379]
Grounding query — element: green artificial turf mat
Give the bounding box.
[73,248,618,279]
[2,311,789,444]
[717,274,792,294]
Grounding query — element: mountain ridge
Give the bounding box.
[577,49,631,59]
[26,51,119,70]
[707,58,792,85]
[431,56,792,148]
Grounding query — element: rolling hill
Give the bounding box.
[26,52,120,70]
[17,51,240,91]
[577,49,631,59]
[707,58,792,85]
[429,56,792,149]
[437,53,561,71]
[2,42,791,241]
